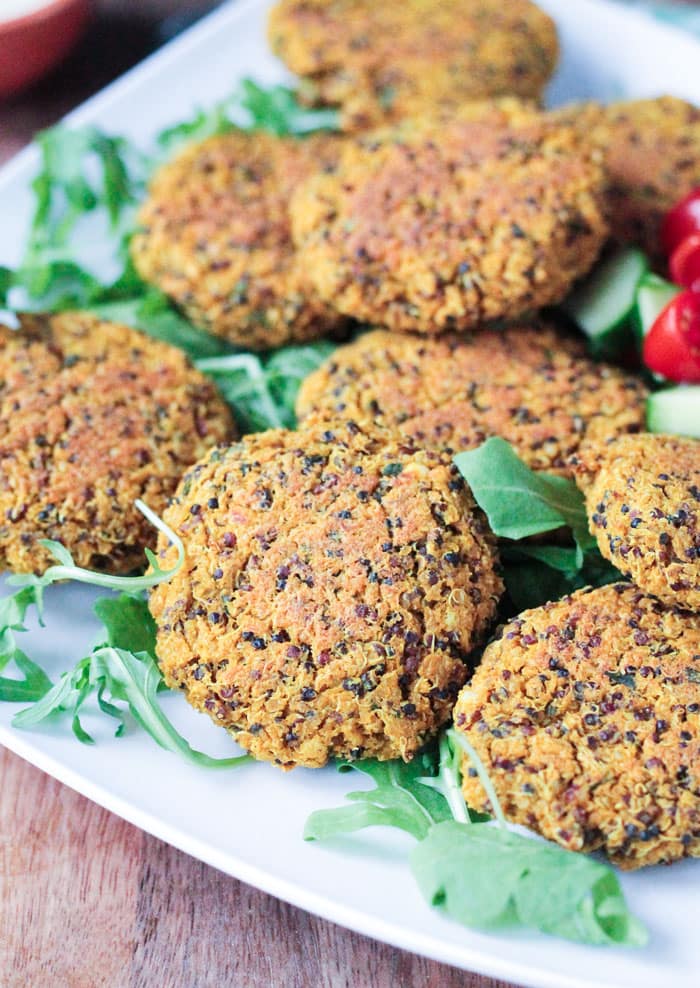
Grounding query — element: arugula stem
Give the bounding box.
[448,729,508,829]
[195,353,285,430]
[388,761,436,832]
[30,500,184,593]
[439,733,470,824]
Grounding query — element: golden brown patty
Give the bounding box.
[0,312,234,575]
[131,130,345,350]
[454,583,700,870]
[296,325,648,476]
[268,0,558,131]
[575,434,700,611]
[553,97,700,258]
[291,118,608,334]
[149,420,503,769]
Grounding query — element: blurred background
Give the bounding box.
[2,0,700,166]
[0,0,222,162]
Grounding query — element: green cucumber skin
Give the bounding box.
[564,247,648,358]
[647,387,700,438]
[633,274,680,345]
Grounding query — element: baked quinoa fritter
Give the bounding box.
[0,312,234,575]
[454,583,700,870]
[296,325,648,476]
[268,0,558,131]
[130,130,344,350]
[149,421,503,769]
[290,118,608,334]
[553,97,700,257]
[575,434,700,611]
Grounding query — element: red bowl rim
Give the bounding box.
[0,0,87,32]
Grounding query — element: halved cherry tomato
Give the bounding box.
[669,233,700,291]
[661,187,700,256]
[643,290,700,383]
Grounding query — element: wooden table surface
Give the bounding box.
[0,3,513,986]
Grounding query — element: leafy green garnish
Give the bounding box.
[501,545,623,613]
[454,437,595,558]
[1,81,341,433]
[1,573,249,767]
[305,749,452,842]
[305,731,646,947]
[0,500,182,706]
[29,126,143,251]
[6,499,184,597]
[237,79,340,136]
[0,505,251,767]
[0,266,14,307]
[94,594,157,656]
[155,79,339,154]
[411,822,647,946]
[197,340,336,432]
[454,438,624,611]
[89,284,232,360]
[0,586,53,703]
[156,100,237,154]
[12,642,249,768]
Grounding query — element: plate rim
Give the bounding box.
[1,2,700,987]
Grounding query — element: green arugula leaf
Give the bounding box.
[304,750,452,842]
[410,822,647,947]
[0,585,53,702]
[0,584,42,631]
[306,728,646,948]
[454,438,595,558]
[156,100,237,154]
[453,438,622,611]
[265,341,337,420]
[28,126,143,256]
[0,507,249,767]
[93,594,157,655]
[0,266,14,306]
[89,286,230,360]
[501,548,623,613]
[155,80,338,153]
[13,645,251,768]
[5,500,184,599]
[197,340,336,432]
[11,259,104,311]
[0,645,53,703]
[238,80,340,136]
[416,732,491,825]
[0,502,183,707]
[504,544,581,572]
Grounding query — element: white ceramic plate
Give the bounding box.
[1,2,699,986]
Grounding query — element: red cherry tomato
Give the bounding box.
[661,187,700,256]
[669,234,700,291]
[643,290,700,383]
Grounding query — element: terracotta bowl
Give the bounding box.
[0,0,92,100]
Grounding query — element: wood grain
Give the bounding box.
[0,3,517,985]
[0,748,515,988]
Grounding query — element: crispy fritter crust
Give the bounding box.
[296,325,648,476]
[268,0,558,131]
[574,434,700,611]
[290,118,608,334]
[454,583,700,869]
[0,312,234,574]
[553,97,700,258]
[149,421,503,769]
[131,130,345,350]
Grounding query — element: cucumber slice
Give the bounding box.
[633,273,680,344]
[563,246,649,357]
[647,387,700,438]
